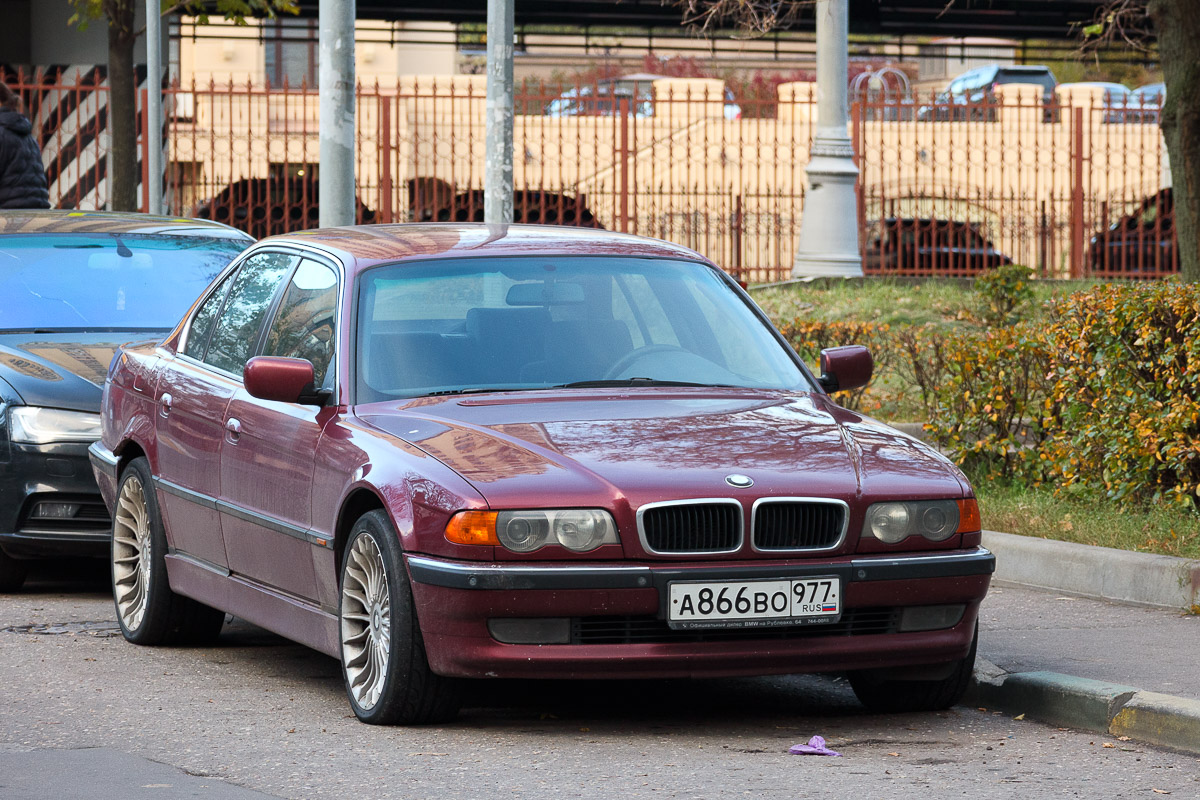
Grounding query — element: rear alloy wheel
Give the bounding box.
[848,623,978,713]
[339,509,460,725]
[112,457,225,645]
[0,548,28,593]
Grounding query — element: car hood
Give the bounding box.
[357,389,968,507]
[0,332,163,412]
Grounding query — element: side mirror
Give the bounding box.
[818,345,873,394]
[244,356,327,406]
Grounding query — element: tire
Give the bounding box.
[849,624,978,713]
[339,509,460,725]
[111,457,225,646]
[0,547,28,592]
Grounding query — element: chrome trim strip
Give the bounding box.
[635,497,745,556]
[87,441,120,480]
[749,496,850,554]
[406,555,654,591]
[166,549,232,577]
[850,548,996,581]
[405,548,995,592]
[153,477,334,550]
[154,476,218,510]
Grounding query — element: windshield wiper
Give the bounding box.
[421,386,530,397]
[554,378,736,389]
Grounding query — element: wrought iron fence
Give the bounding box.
[4,68,1176,282]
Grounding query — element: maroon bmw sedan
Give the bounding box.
[89,224,992,725]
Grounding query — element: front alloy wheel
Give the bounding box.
[338,510,460,725]
[341,532,392,710]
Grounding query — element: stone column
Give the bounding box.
[484,0,514,225]
[791,0,863,278]
[319,0,356,228]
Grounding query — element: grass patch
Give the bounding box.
[751,276,1093,331]
[977,482,1200,559]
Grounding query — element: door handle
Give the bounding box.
[225,417,242,443]
[159,392,172,418]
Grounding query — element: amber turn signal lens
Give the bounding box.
[445,511,500,546]
[956,498,981,533]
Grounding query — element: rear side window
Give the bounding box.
[204,252,298,375]
[183,270,236,360]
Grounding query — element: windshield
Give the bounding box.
[356,256,811,400]
[0,234,249,331]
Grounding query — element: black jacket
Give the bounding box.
[0,110,50,209]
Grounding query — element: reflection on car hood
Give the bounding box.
[0,332,162,412]
[358,389,967,505]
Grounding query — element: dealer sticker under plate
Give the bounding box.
[667,577,842,630]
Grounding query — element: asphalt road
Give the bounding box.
[1,561,1197,800]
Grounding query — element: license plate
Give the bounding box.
[667,577,841,630]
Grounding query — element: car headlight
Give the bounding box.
[8,406,102,444]
[445,509,619,553]
[863,499,970,544]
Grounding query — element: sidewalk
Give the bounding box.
[970,530,1200,755]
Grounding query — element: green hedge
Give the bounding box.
[1044,283,1200,507]
[779,281,1200,509]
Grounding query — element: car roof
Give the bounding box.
[262,223,712,269]
[0,210,253,240]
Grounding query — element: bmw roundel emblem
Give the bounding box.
[725,474,754,488]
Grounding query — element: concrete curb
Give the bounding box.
[967,660,1200,756]
[983,530,1200,610]
[971,534,1200,754]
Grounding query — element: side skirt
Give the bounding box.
[165,552,340,659]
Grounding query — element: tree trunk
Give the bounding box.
[1150,0,1200,282]
[106,0,138,212]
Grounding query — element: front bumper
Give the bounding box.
[0,440,112,559]
[406,547,995,680]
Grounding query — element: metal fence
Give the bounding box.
[5,68,1176,282]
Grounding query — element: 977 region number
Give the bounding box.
[667,577,842,630]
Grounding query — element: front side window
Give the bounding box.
[355,256,810,401]
[204,252,298,375]
[262,259,338,388]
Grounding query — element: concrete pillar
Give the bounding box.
[145,0,163,215]
[485,0,514,225]
[791,0,863,278]
[319,0,356,228]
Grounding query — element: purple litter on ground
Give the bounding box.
[789,735,842,757]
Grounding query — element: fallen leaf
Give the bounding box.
[888,752,899,757]
[1102,742,1115,749]
[1117,736,1131,741]
[1013,713,1025,721]
[1152,790,1170,795]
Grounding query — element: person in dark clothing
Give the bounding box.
[0,83,50,209]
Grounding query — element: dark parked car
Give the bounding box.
[921,64,1057,121]
[1087,189,1177,276]
[1131,83,1165,124]
[192,176,377,239]
[546,74,742,120]
[0,211,253,590]
[864,217,1013,275]
[91,223,993,724]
